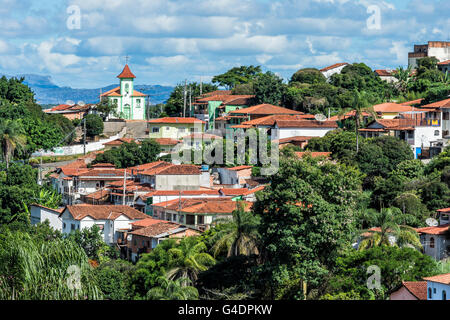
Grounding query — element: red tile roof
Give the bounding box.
[275,120,338,128]
[276,136,314,144]
[153,138,181,146]
[320,63,348,72]
[153,198,252,214]
[103,138,137,146]
[181,133,223,140]
[423,273,450,285]
[131,218,170,228]
[148,117,206,124]
[228,104,303,116]
[420,98,450,109]
[402,281,427,300]
[438,60,450,65]
[228,165,252,171]
[65,205,148,220]
[375,69,394,77]
[401,99,424,106]
[239,114,309,127]
[438,208,450,213]
[295,152,332,159]
[129,222,183,237]
[156,164,201,175]
[30,204,65,214]
[416,224,449,235]
[117,64,136,78]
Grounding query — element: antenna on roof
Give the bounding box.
[314,114,327,122]
[425,218,438,227]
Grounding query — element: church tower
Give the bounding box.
[100,64,147,120]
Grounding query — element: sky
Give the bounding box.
[0,0,448,88]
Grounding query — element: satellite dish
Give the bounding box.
[425,218,438,227]
[315,114,327,122]
[65,100,75,106]
[77,101,86,107]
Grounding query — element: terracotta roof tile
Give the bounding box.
[148,117,206,124]
[423,273,450,285]
[153,138,181,146]
[276,120,338,128]
[320,63,348,72]
[156,164,201,175]
[416,223,449,235]
[228,104,303,116]
[117,64,136,78]
[402,281,427,300]
[65,205,148,221]
[129,222,182,237]
[153,198,252,214]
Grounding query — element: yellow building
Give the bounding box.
[148,117,206,140]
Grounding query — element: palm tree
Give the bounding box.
[0,230,102,300]
[166,237,215,284]
[358,208,422,250]
[147,277,198,300]
[394,66,412,93]
[337,90,376,153]
[211,201,260,258]
[0,119,26,169]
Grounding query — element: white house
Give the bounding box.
[424,273,450,300]
[272,120,338,140]
[30,204,64,231]
[320,63,349,80]
[59,205,149,245]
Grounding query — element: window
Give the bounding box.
[113,99,118,105]
[430,237,435,248]
[179,127,186,132]
[443,112,449,120]
[443,290,447,300]
[63,222,66,229]
[152,127,160,133]
[434,288,437,294]
[429,288,432,299]
[125,83,129,94]
[434,130,440,136]
[71,224,75,231]
[136,99,141,107]
[166,126,170,130]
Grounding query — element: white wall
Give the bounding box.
[155,174,201,190]
[321,65,347,80]
[274,127,335,140]
[30,206,63,231]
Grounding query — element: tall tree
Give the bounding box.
[358,208,422,250]
[166,237,215,284]
[147,277,198,300]
[210,201,260,258]
[0,119,26,169]
[212,66,262,89]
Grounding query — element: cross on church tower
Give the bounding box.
[125,55,129,65]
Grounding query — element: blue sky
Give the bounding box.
[0,0,448,88]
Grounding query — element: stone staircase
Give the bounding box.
[123,120,149,140]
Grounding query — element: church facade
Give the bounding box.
[100,64,147,120]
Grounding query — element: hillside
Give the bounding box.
[1,74,174,106]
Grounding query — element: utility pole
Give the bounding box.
[83,117,87,155]
[122,169,127,206]
[189,85,192,117]
[183,79,187,118]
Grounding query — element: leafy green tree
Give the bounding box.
[147,277,199,300]
[323,246,438,300]
[253,71,286,105]
[358,208,422,250]
[210,201,260,258]
[85,114,104,138]
[212,66,262,89]
[254,157,363,299]
[290,68,326,84]
[66,225,110,262]
[306,129,357,165]
[164,82,218,116]
[96,99,118,120]
[94,259,135,300]
[92,139,161,168]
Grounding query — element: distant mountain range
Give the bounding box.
[2,74,174,106]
